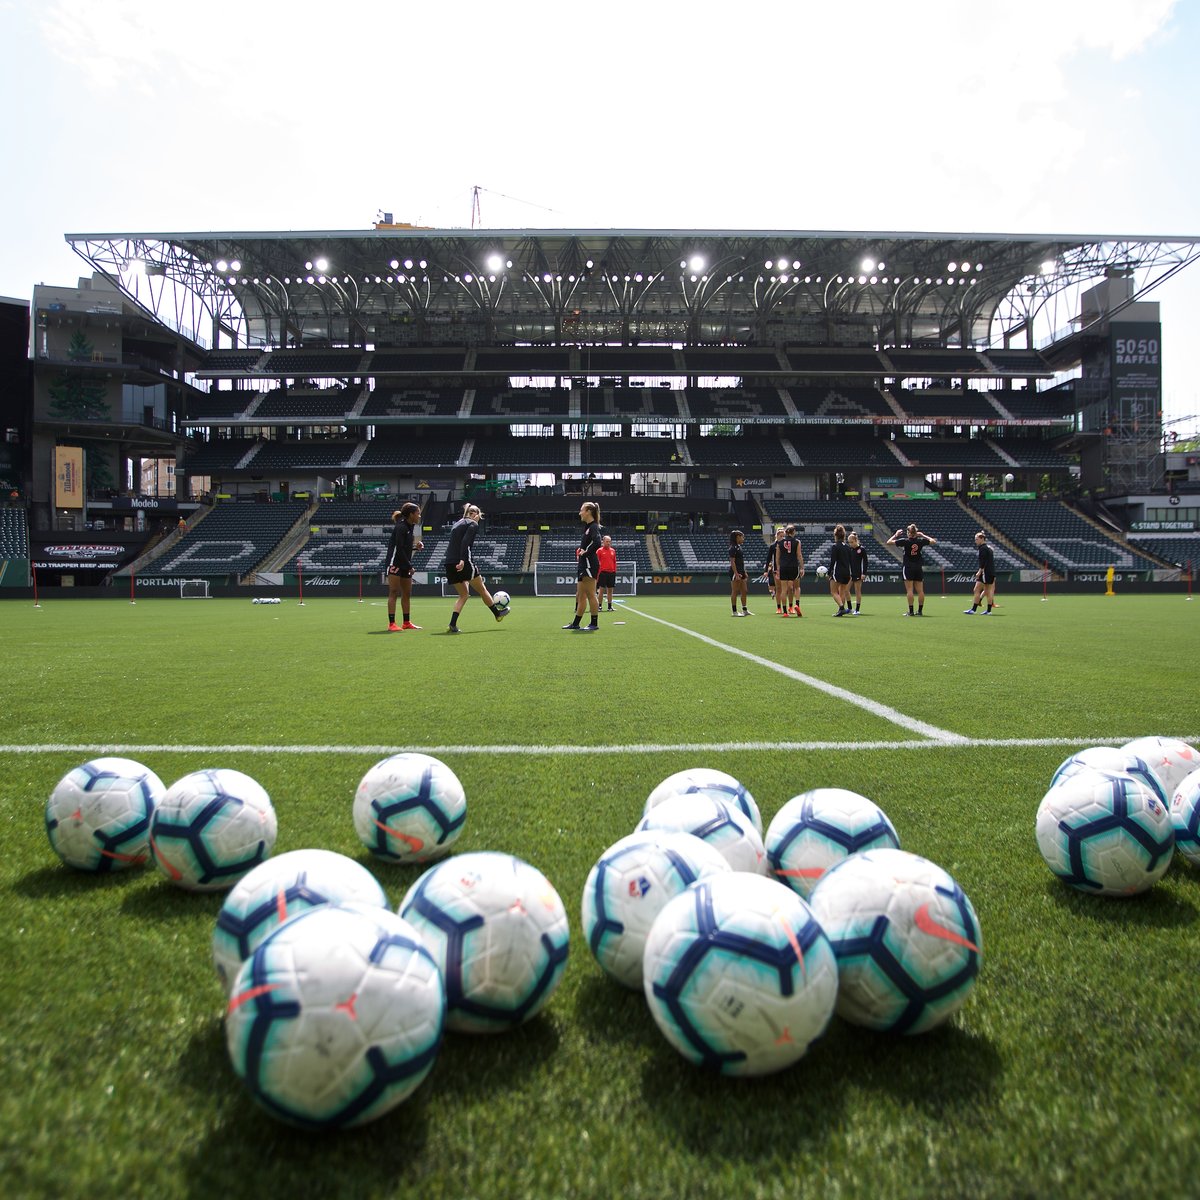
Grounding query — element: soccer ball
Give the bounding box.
[492,589,511,610]
[581,830,731,989]
[1035,766,1173,896]
[808,848,983,1034]
[45,757,164,872]
[644,766,762,836]
[212,848,389,994]
[816,565,829,578]
[636,793,766,874]
[1121,736,1200,798]
[1170,768,1200,867]
[765,787,900,899]
[225,902,444,1129]
[149,768,277,892]
[1050,745,1168,804]
[399,851,569,1033]
[642,873,838,1075]
[353,752,466,864]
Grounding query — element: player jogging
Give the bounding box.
[847,530,867,615]
[828,524,852,617]
[443,503,509,633]
[563,501,603,631]
[385,501,423,630]
[887,523,937,616]
[965,531,996,614]
[729,529,751,616]
[596,534,617,612]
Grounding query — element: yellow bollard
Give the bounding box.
[1105,565,1115,596]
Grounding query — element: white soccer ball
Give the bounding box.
[642,872,838,1075]
[225,902,444,1129]
[765,787,900,899]
[580,830,731,989]
[809,848,983,1034]
[1121,736,1200,798]
[816,565,828,578]
[353,752,466,864]
[492,589,511,610]
[149,768,277,892]
[1170,768,1200,868]
[399,851,569,1033]
[644,766,762,836]
[1050,745,1168,804]
[45,757,164,872]
[212,848,389,994]
[1035,766,1173,896]
[636,792,766,874]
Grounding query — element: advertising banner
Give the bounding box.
[54,446,84,509]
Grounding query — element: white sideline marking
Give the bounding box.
[621,604,969,744]
[3,737,1196,757]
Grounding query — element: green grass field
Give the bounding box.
[1,591,1198,1200]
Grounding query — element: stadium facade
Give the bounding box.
[2,227,1199,592]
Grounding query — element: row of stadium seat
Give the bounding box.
[0,508,29,558]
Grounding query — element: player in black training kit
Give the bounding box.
[729,529,751,616]
[385,502,423,630]
[564,501,603,631]
[965,531,997,614]
[887,522,938,616]
[847,530,867,614]
[776,525,804,616]
[443,503,509,633]
[828,524,853,616]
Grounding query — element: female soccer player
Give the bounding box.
[385,501,423,630]
[443,503,508,633]
[729,529,751,616]
[828,524,852,616]
[596,534,617,612]
[776,524,804,617]
[965,530,997,614]
[762,525,785,612]
[563,501,602,631]
[887,522,938,616]
[847,530,867,615]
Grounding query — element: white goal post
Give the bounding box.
[179,579,211,599]
[533,563,637,598]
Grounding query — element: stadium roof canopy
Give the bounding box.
[65,228,1200,354]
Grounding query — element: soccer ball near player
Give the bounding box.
[1170,768,1200,867]
[225,902,444,1129]
[212,848,390,994]
[581,830,731,989]
[816,565,829,578]
[492,589,511,611]
[642,872,838,1075]
[353,752,466,865]
[765,787,900,899]
[1050,745,1168,804]
[644,766,762,835]
[399,851,570,1033]
[1121,736,1200,799]
[809,847,983,1034]
[149,768,277,892]
[1035,765,1173,896]
[45,757,164,872]
[636,792,766,874]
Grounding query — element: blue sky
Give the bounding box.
[1,0,1196,429]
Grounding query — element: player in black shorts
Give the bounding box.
[847,530,867,615]
[828,524,852,617]
[965,531,996,614]
[443,503,509,633]
[385,502,423,631]
[776,524,804,617]
[564,501,603,631]
[887,522,938,616]
[762,526,785,612]
[728,529,751,616]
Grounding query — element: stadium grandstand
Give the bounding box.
[4,228,1199,595]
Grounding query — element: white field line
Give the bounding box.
[621,604,968,744]
[3,737,1197,756]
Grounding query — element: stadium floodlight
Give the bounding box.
[861,257,876,272]
[390,259,399,269]
[486,253,504,272]
[126,258,146,275]
[216,259,229,273]
[230,260,241,272]
[765,260,774,269]
[1041,260,1055,274]
[948,261,958,272]
[315,257,329,272]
